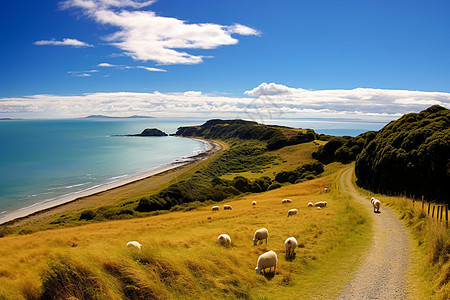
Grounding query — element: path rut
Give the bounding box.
[338,167,410,300]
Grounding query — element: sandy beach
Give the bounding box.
[0,138,222,225]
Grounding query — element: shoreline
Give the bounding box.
[0,138,221,226]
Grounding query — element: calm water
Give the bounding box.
[0,116,388,216]
[0,118,207,214]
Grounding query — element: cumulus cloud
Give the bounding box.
[61,0,260,64]
[97,62,117,67]
[244,83,450,115]
[34,38,93,47]
[1,85,448,120]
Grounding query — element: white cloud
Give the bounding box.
[1,85,448,120]
[34,38,93,47]
[97,62,117,67]
[136,66,166,72]
[243,83,450,115]
[61,0,260,64]
[184,91,202,97]
[97,62,166,72]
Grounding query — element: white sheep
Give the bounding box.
[217,234,231,247]
[255,250,277,275]
[224,205,233,210]
[126,241,142,250]
[282,199,292,204]
[314,201,327,208]
[307,202,313,207]
[252,201,257,206]
[287,208,298,217]
[285,237,298,258]
[371,197,381,213]
[253,228,269,245]
[317,207,322,210]
[212,206,219,211]
[324,187,328,193]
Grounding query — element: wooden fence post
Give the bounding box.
[428,202,431,215]
[446,204,448,229]
[440,205,444,223]
[432,206,435,218]
[421,196,424,211]
[437,206,441,222]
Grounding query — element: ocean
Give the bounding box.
[0,117,389,218]
[0,118,207,216]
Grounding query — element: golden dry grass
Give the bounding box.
[0,168,371,299]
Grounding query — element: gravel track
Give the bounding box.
[338,167,410,300]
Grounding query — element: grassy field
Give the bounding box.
[352,174,449,300]
[0,167,372,299]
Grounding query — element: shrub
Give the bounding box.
[79,210,96,221]
[268,182,283,190]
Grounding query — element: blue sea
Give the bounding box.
[0,117,389,218]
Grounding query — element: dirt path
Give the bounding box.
[338,167,410,300]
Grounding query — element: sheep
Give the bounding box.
[287,208,298,217]
[307,202,313,207]
[371,197,381,213]
[252,201,257,206]
[255,250,277,275]
[224,205,233,210]
[324,187,328,193]
[285,237,298,258]
[314,201,327,208]
[126,241,142,250]
[212,206,219,211]
[317,207,322,210]
[253,228,269,245]
[282,199,292,204]
[217,234,231,247]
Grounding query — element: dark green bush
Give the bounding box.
[79,210,96,221]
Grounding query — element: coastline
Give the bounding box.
[0,138,222,226]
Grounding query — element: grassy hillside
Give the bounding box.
[0,168,371,299]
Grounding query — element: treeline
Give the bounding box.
[176,119,318,151]
[355,105,449,203]
[312,131,376,164]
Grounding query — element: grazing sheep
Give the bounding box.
[252,201,257,206]
[314,201,327,208]
[255,250,277,275]
[282,199,292,204]
[324,187,328,193]
[126,241,142,250]
[285,237,298,258]
[307,202,313,207]
[212,206,219,211]
[287,208,298,217]
[217,234,231,247]
[253,228,269,245]
[371,197,381,213]
[224,205,233,210]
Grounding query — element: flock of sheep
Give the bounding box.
[210,188,331,276]
[125,187,382,277]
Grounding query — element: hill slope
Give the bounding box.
[355,105,449,202]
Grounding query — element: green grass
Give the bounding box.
[0,168,372,299]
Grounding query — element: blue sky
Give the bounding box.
[0,0,449,119]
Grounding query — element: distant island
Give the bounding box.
[117,128,168,137]
[84,115,154,119]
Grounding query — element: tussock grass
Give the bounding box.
[353,177,449,300]
[0,168,371,299]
